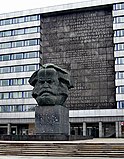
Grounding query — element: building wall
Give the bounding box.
[113,3,124,109]
[42,6,116,110]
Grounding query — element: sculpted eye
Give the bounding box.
[47,80,52,84]
[39,80,45,84]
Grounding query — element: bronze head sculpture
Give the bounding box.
[29,63,73,106]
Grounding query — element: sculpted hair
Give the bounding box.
[29,63,73,89]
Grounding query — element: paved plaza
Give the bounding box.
[0,157,122,159]
[0,138,123,159]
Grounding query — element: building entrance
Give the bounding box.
[86,124,99,138]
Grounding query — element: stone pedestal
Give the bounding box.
[35,105,69,137]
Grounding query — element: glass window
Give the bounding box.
[18,17,25,23]
[1,79,10,86]
[14,105,23,112]
[4,19,12,25]
[23,91,32,98]
[24,64,37,72]
[3,92,9,99]
[118,86,124,93]
[122,3,124,9]
[0,93,3,99]
[0,32,3,37]
[12,66,23,72]
[116,72,124,79]
[12,41,24,48]
[3,30,11,37]
[0,106,5,112]
[0,67,10,73]
[114,3,124,10]
[14,29,24,35]
[11,53,23,60]
[116,57,124,64]
[115,43,124,51]
[3,55,10,61]
[12,18,18,24]
[10,92,22,99]
[25,27,38,34]
[12,79,23,85]
[0,42,11,49]
[30,15,39,21]
[24,51,38,58]
[25,39,38,46]
[0,56,2,61]
[24,78,29,85]
[117,101,124,108]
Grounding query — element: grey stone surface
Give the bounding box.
[42,7,115,110]
[35,105,69,135]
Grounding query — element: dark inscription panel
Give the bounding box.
[42,6,116,109]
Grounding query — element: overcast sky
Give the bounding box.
[0,0,87,14]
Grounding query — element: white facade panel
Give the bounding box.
[0,98,36,105]
[0,45,40,54]
[0,33,40,43]
[113,9,124,17]
[115,65,124,71]
[0,21,40,31]
[0,58,40,67]
[115,79,124,86]
[116,94,124,101]
[114,50,124,58]
[0,85,33,92]
[0,71,35,79]
[69,109,124,118]
[113,23,124,30]
[0,112,35,119]
[114,37,124,44]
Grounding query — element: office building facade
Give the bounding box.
[0,0,124,137]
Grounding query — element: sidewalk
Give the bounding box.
[0,138,123,144]
[0,157,123,159]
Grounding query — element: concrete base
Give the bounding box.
[35,105,69,136]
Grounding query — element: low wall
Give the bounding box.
[0,134,92,141]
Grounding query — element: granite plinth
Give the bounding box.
[35,105,69,136]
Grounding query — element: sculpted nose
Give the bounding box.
[42,81,49,88]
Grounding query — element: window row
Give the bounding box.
[114,29,124,37]
[0,15,40,26]
[0,27,40,37]
[0,91,32,99]
[113,3,124,10]
[115,57,124,65]
[116,72,124,79]
[0,64,39,74]
[117,101,124,109]
[0,104,36,112]
[0,39,40,49]
[114,16,124,24]
[0,51,39,61]
[116,86,124,94]
[0,78,29,86]
[115,43,124,51]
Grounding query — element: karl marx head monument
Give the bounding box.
[29,63,73,106]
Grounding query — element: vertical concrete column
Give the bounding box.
[99,121,102,138]
[7,123,11,135]
[115,121,119,138]
[118,122,122,138]
[69,122,70,135]
[83,122,86,136]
